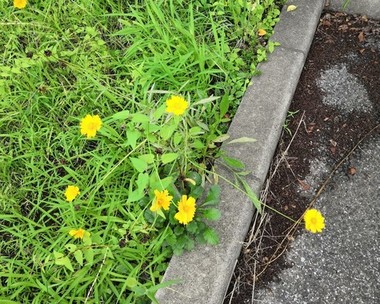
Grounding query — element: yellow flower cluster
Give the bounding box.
[150,190,196,225]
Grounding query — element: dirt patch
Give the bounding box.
[224,11,380,304]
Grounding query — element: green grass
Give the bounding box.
[1,0,285,302]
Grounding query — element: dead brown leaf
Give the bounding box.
[306,123,316,134]
[297,179,311,191]
[358,32,365,42]
[348,167,357,175]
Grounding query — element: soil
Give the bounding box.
[224,11,380,304]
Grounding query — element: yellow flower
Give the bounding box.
[64,185,80,202]
[258,29,267,36]
[69,228,90,240]
[80,114,102,139]
[304,209,325,233]
[14,0,27,9]
[150,189,173,212]
[174,195,196,225]
[165,95,189,116]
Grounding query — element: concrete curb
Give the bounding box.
[156,1,324,303]
[325,0,380,20]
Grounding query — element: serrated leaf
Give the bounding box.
[203,185,220,207]
[227,137,257,145]
[203,228,219,245]
[203,208,221,221]
[161,153,179,164]
[287,4,297,12]
[73,250,83,266]
[185,221,198,234]
[130,157,148,172]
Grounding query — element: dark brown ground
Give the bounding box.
[224,11,380,304]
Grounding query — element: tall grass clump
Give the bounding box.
[1,0,285,302]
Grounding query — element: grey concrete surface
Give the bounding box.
[255,135,380,304]
[271,0,324,55]
[326,0,380,19]
[316,63,373,114]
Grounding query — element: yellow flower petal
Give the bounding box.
[165,96,189,116]
[64,185,80,202]
[69,228,90,239]
[304,209,325,233]
[258,29,267,36]
[174,195,196,225]
[14,0,27,9]
[80,114,102,139]
[150,189,173,212]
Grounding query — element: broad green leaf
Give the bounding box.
[203,208,221,221]
[131,113,150,123]
[112,110,130,121]
[189,126,203,136]
[203,228,219,245]
[161,153,179,164]
[212,134,230,143]
[64,244,77,253]
[138,154,155,164]
[54,253,74,272]
[219,94,230,118]
[130,157,148,173]
[83,248,94,265]
[173,132,182,146]
[127,189,145,203]
[221,155,245,170]
[126,129,141,149]
[125,277,138,288]
[240,178,262,213]
[73,250,83,266]
[226,137,257,145]
[160,122,178,140]
[136,173,149,190]
[153,104,166,120]
[191,96,220,106]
